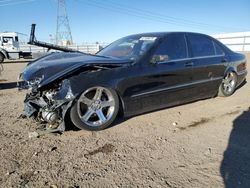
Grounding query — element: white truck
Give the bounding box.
[0,32,32,63]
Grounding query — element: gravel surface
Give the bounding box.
[0,53,249,187]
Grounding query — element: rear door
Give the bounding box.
[186,33,226,98]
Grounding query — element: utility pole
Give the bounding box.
[56,0,73,46]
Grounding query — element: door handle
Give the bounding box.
[184,62,194,67]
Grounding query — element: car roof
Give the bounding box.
[127,31,210,38]
[127,31,232,54]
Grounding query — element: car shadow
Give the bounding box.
[0,82,18,90]
[220,107,250,188]
[65,114,129,131]
[236,79,247,91]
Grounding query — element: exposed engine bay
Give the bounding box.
[22,79,75,132]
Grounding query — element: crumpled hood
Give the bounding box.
[21,52,130,88]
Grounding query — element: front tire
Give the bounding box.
[218,72,237,97]
[70,86,119,131]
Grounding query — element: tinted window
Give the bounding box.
[213,41,224,55]
[188,34,215,57]
[154,34,187,61]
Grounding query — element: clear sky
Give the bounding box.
[1,0,250,43]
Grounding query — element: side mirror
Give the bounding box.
[150,55,169,64]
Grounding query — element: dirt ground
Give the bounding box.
[0,53,250,188]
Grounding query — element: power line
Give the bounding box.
[97,0,242,31]
[0,0,18,3]
[104,0,243,31]
[78,0,218,32]
[0,0,36,7]
[0,0,15,3]
[78,1,183,26]
[77,0,244,32]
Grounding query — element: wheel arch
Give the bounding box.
[65,68,127,117]
[66,80,126,117]
[113,88,125,117]
[218,68,238,97]
[224,66,237,77]
[0,49,8,59]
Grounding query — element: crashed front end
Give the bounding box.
[19,78,75,132]
[18,52,130,132]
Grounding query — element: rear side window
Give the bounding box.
[188,34,215,57]
[154,34,187,61]
[213,41,224,55]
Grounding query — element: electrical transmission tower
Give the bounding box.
[56,0,73,45]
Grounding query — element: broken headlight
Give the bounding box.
[18,74,44,90]
[27,75,44,88]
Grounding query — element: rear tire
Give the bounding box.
[70,86,119,131]
[218,72,237,97]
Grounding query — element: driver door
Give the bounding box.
[123,33,195,115]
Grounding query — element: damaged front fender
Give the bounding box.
[20,52,131,132]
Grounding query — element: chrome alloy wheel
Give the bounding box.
[77,87,115,127]
[222,72,237,95]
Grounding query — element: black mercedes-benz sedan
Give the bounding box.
[19,32,247,132]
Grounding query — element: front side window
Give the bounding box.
[188,34,215,57]
[153,34,188,61]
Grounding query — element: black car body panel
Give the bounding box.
[22,52,132,88]
[19,32,247,131]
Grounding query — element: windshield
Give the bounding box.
[97,35,158,60]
